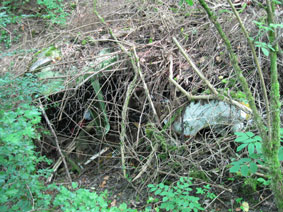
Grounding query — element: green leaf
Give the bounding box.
[245,132,254,137]
[72,182,78,189]
[279,147,283,161]
[148,184,155,188]
[185,0,194,6]
[255,142,262,153]
[196,187,205,194]
[237,143,248,152]
[239,158,251,163]
[6,189,19,196]
[253,136,262,141]
[248,143,255,155]
[261,47,269,56]
[230,164,240,173]
[249,162,258,174]
[235,133,249,142]
[162,196,169,202]
[240,165,249,177]
[155,189,162,195]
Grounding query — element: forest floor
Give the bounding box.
[1,0,282,211]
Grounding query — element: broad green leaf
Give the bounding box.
[249,162,258,173]
[237,143,248,152]
[235,132,249,142]
[239,158,251,163]
[253,136,262,141]
[235,136,248,142]
[155,189,162,195]
[159,183,165,188]
[255,142,262,153]
[240,165,249,177]
[261,47,269,56]
[245,132,254,137]
[162,196,168,202]
[248,143,255,155]
[230,164,240,173]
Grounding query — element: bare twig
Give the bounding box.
[133,143,159,182]
[120,64,138,177]
[226,0,271,142]
[133,48,160,125]
[47,140,76,183]
[168,54,215,101]
[173,37,219,96]
[84,147,109,165]
[93,0,161,179]
[204,190,226,210]
[39,100,72,183]
[172,37,252,114]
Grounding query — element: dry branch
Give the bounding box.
[172,37,252,114]
[39,100,72,183]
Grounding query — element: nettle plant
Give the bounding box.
[230,130,283,177]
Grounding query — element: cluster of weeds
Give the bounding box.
[0,0,68,49]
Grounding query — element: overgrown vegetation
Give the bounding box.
[196,0,283,209]
[0,76,214,211]
[1,0,282,211]
[147,177,216,212]
[0,74,47,211]
[0,74,136,211]
[0,0,68,48]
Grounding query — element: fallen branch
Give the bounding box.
[168,54,215,101]
[120,65,138,177]
[47,139,77,183]
[84,147,109,165]
[172,37,252,114]
[93,0,161,179]
[39,100,72,183]
[133,143,159,182]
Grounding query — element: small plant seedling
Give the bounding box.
[148,177,214,211]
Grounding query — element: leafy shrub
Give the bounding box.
[230,131,283,177]
[52,182,137,212]
[36,0,68,24]
[148,177,215,212]
[0,74,50,211]
[0,5,24,48]
[0,74,139,211]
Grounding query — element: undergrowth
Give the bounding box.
[0,74,135,211]
[0,74,216,211]
[0,0,68,49]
